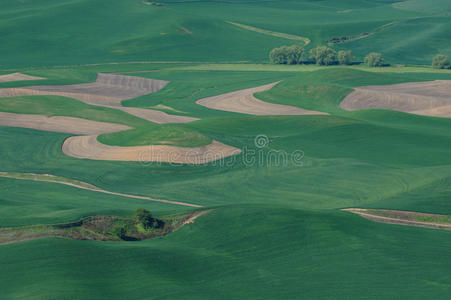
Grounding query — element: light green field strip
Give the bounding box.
[168,63,451,73]
[227,21,310,46]
[0,172,202,208]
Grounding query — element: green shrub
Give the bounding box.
[308,46,337,66]
[135,208,154,229]
[432,54,450,69]
[364,52,384,67]
[112,225,127,240]
[337,50,353,65]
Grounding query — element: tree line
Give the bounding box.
[270,45,451,69]
[269,45,385,67]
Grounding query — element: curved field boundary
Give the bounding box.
[196,81,327,116]
[343,208,451,231]
[227,21,310,46]
[0,112,241,164]
[340,80,451,118]
[0,72,45,83]
[0,172,202,208]
[0,73,199,124]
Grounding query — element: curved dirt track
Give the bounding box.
[0,72,45,83]
[340,80,451,118]
[62,135,241,164]
[196,82,327,116]
[0,172,202,208]
[343,208,451,231]
[0,73,199,124]
[0,112,131,134]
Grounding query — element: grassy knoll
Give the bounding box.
[1,206,451,299]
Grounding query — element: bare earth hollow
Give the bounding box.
[340,80,451,118]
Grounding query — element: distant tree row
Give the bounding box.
[269,46,385,67]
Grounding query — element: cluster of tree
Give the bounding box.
[432,54,450,69]
[270,45,385,67]
[270,45,355,66]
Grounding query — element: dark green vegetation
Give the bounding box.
[2,0,451,68]
[1,63,451,298]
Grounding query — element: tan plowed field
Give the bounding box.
[0,112,131,135]
[196,82,327,116]
[341,80,451,118]
[62,135,241,164]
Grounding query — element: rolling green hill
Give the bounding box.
[1,0,450,67]
[2,0,451,298]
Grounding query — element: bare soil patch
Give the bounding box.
[0,112,131,134]
[0,72,45,83]
[340,80,451,118]
[62,135,241,164]
[196,82,327,116]
[0,73,198,124]
[0,111,236,164]
[343,208,451,230]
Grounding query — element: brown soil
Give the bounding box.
[340,80,451,118]
[0,112,131,134]
[0,73,199,124]
[196,82,327,116]
[343,208,451,230]
[0,72,45,83]
[62,135,241,164]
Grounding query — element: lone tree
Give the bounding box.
[269,45,304,64]
[338,50,353,65]
[364,52,384,67]
[309,46,337,66]
[134,208,154,229]
[432,54,450,69]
